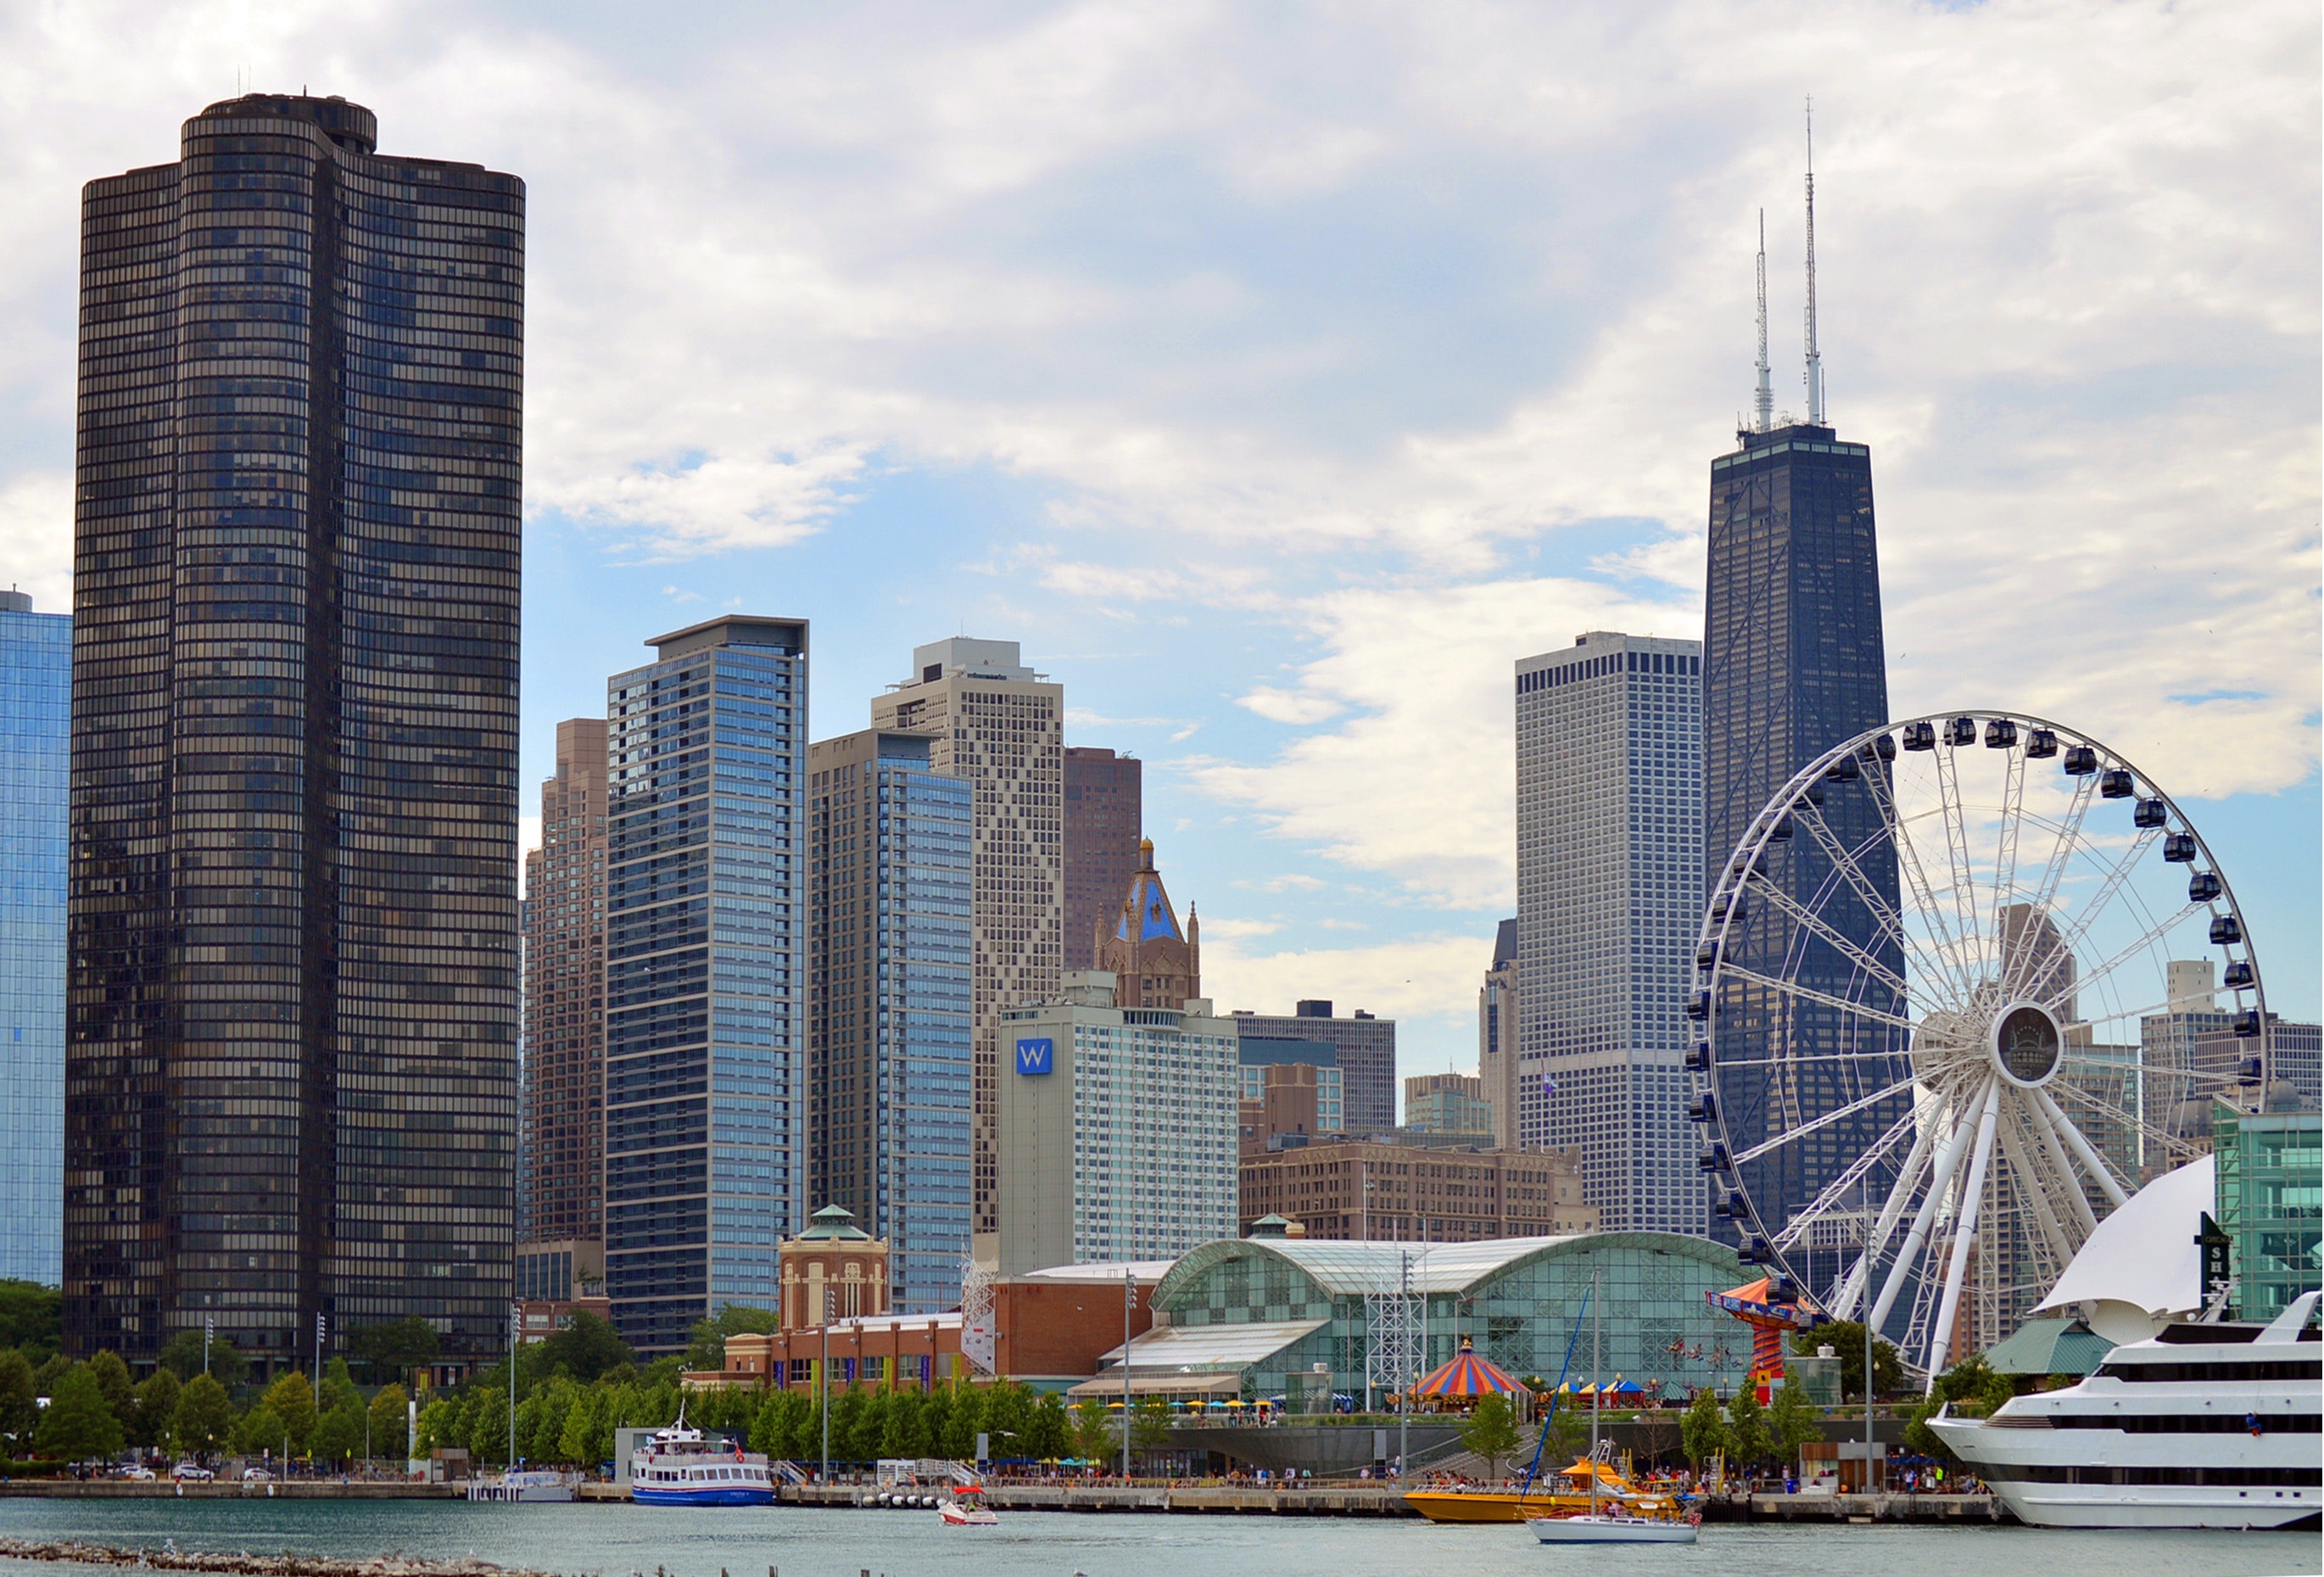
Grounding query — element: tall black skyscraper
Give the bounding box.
[68,96,523,1369]
[1701,158,1902,1273]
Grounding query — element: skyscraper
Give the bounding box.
[807,729,973,1314]
[1063,748,1142,973]
[0,590,69,1286]
[1228,1003,1397,1136]
[1478,919,1518,1150]
[522,720,608,1253]
[1516,631,1705,1233]
[1701,159,1901,1261]
[68,95,522,1367]
[605,618,807,1354]
[871,640,1063,1244]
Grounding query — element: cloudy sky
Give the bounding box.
[1,0,2316,1082]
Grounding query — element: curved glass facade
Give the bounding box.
[0,597,70,1286]
[1151,1233,1754,1397]
[69,94,522,1367]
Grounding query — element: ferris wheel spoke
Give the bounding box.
[1732,1074,1919,1168]
[2044,824,2167,972]
[1925,1080,2003,1386]
[2044,902,2204,1014]
[1930,747,1989,985]
[1718,965,1919,1036]
[1986,747,2031,985]
[1997,1099,2079,1274]
[2015,772,2102,942]
[2026,1092,2100,1237]
[2045,1088,2128,1209]
[1852,771,1981,1004]
[1709,1049,1917,1071]
[1869,1087,1985,1335]
[1743,874,1912,1003]
[1771,1104,1921,1251]
[1773,802,1953,996]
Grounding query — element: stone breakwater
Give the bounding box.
[0,1540,559,1577]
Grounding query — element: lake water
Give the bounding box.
[0,1497,2312,1577]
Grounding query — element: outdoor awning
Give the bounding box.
[1984,1315,2115,1377]
[1093,1317,1327,1372]
[1412,1339,1519,1397]
[1065,1369,1246,1400]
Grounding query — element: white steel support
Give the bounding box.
[1925,1081,2003,1387]
[2034,1086,2131,1210]
[1870,1088,1983,1334]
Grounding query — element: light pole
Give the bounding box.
[1397,1250,1411,1479]
[820,1288,834,1483]
[203,1314,213,1379]
[1861,1177,1876,1495]
[1120,1268,1136,1482]
[507,1303,519,1474]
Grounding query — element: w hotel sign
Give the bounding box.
[1014,1037,1054,1076]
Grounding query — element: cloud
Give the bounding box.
[1235,685,1344,725]
[0,473,70,612]
[1204,928,1493,1032]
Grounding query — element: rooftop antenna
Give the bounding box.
[1803,96,1824,426]
[1753,209,1773,434]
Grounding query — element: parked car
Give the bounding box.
[241,1467,272,1482]
[119,1465,156,1480]
[171,1463,214,1481]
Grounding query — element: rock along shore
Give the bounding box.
[0,1539,560,1577]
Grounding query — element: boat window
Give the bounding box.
[2095,1358,2323,1382]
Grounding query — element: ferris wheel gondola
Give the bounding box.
[1690,713,2268,1384]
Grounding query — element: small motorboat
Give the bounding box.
[1528,1512,1699,1545]
[937,1487,997,1527]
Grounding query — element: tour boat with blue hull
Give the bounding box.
[629,1419,775,1507]
[1930,1290,2321,1530]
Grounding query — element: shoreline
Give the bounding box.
[0,1540,555,1577]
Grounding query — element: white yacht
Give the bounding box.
[1930,1290,2320,1530]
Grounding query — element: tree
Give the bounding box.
[940,1383,985,1461]
[880,1388,930,1460]
[1460,1394,1522,1482]
[84,1351,137,1437]
[0,1350,39,1452]
[368,1383,411,1464]
[1679,1386,1729,1471]
[1025,1391,1070,1462]
[347,1317,439,1388]
[1725,1387,1769,1470]
[751,1388,807,1463]
[311,1401,365,1466]
[170,1374,233,1460]
[1070,1397,1114,1463]
[1768,1380,1820,1470]
[533,1312,632,1386]
[1793,1323,1904,1402]
[258,1371,316,1455]
[1906,1355,2018,1461]
[132,1369,182,1450]
[157,1329,248,1388]
[36,1366,123,1461]
[414,1396,459,1456]
[1131,1397,1173,1466]
[31,1352,72,1399]
[981,1380,1032,1461]
[0,1281,60,1362]
[682,1304,779,1374]
[467,1385,511,1468]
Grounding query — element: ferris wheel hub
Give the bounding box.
[1989,1002,2064,1088]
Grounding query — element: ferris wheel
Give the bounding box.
[1688,713,2268,1384]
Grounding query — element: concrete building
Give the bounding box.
[1515,631,1705,1234]
[806,729,974,1313]
[873,640,1064,1244]
[1239,1039,1344,1138]
[995,973,1239,1274]
[1237,1138,1598,1242]
[1064,748,1142,973]
[1230,1003,1396,1136]
[67,95,522,1367]
[1405,1073,1494,1137]
[0,590,66,1287]
[605,618,809,1355]
[1478,919,1519,1151]
[522,720,608,1259]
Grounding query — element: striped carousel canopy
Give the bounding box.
[1411,1338,1520,1397]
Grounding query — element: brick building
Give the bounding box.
[1237,1138,1598,1241]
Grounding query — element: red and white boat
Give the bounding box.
[936,1485,997,1526]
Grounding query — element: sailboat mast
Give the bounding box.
[1589,1267,1601,1517]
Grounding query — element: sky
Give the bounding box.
[0,0,2316,1090]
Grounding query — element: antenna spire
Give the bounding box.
[1753,209,1773,433]
[1803,96,1824,426]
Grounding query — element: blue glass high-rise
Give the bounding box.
[606,618,807,1356]
[0,590,68,1286]
[807,730,973,1314]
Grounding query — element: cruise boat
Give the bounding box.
[628,1418,775,1507]
[1930,1290,2320,1530]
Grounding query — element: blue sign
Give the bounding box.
[1014,1037,1054,1076]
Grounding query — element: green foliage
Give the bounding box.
[1070,1396,1114,1462]
[170,1374,233,1459]
[981,1380,1032,1457]
[413,1396,458,1457]
[0,1350,39,1452]
[830,1385,868,1464]
[1906,1354,2019,1460]
[1724,1387,1770,1468]
[259,1371,316,1454]
[35,1366,122,1461]
[682,1304,779,1374]
[531,1312,632,1386]
[1768,1379,1820,1464]
[232,1406,284,1458]
[156,1330,247,1388]
[84,1351,135,1433]
[1131,1397,1173,1457]
[1792,1323,1905,1401]
[0,1282,61,1362]
[466,1385,511,1468]
[346,1317,439,1384]
[31,1353,71,1398]
[368,1383,410,1462]
[311,1399,365,1464]
[1459,1394,1522,1479]
[880,1387,930,1460]
[751,1387,808,1462]
[940,1382,985,1460]
[1025,1391,1070,1461]
[131,1368,182,1450]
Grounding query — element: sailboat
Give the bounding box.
[1527,1269,1699,1546]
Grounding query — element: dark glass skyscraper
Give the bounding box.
[68,95,522,1368]
[606,618,807,1356]
[1702,422,1902,1271]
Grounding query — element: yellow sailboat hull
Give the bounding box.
[1405,1488,1688,1525]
